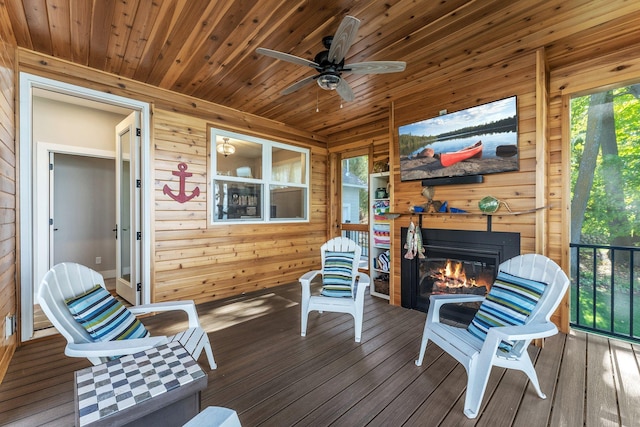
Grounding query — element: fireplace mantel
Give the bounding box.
[385,205,550,232]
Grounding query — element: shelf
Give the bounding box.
[384,205,552,232]
[385,205,551,218]
[370,171,391,300]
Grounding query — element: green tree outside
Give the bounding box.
[570,83,640,339]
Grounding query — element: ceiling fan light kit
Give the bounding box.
[256,16,406,102]
[317,73,341,90]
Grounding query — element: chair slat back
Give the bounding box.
[37,262,106,345]
[320,237,362,289]
[498,254,570,324]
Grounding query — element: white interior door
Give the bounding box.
[116,112,141,305]
[48,152,55,267]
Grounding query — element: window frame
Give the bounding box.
[209,128,310,224]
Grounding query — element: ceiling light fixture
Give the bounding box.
[317,73,341,91]
[217,137,235,157]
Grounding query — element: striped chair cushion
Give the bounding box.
[66,285,149,342]
[467,271,548,352]
[321,251,355,297]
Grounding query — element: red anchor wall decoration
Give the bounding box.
[163,162,200,203]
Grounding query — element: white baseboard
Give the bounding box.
[100,269,116,279]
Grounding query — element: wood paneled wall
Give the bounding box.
[0,16,17,379]
[15,50,329,306]
[326,25,640,332]
[390,52,541,306]
[153,109,329,303]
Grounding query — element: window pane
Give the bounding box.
[210,128,310,224]
[341,155,369,224]
[272,147,306,184]
[214,180,262,221]
[270,185,306,219]
[215,137,262,179]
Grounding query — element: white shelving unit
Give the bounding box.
[369,171,391,300]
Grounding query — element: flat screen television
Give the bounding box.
[399,96,518,182]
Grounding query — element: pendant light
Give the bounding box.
[217,137,235,157]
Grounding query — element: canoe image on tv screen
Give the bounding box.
[398,96,518,182]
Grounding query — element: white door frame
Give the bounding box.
[115,112,142,305]
[19,72,152,342]
[37,143,116,286]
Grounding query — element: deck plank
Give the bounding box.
[586,333,620,427]
[548,329,587,427]
[0,282,638,427]
[236,309,418,425]
[367,349,463,426]
[512,333,565,427]
[609,339,640,427]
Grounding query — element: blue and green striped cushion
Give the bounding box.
[321,251,355,297]
[467,271,547,352]
[66,285,149,342]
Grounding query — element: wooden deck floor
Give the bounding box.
[1,282,639,426]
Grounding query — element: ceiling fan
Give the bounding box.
[256,16,406,102]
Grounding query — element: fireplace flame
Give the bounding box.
[443,260,468,286]
[436,259,480,288]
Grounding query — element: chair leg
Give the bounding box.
[354,312,363,343]
[519,353,546,399]
[464,358,492,419]
[415,319,430,366]
[301,305,309,337]
[203,335,217,370]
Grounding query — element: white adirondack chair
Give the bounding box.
[299,237,370,342]
[37,262,216,369]
[415,254,570,419]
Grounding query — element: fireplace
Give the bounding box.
[401,228,520,324]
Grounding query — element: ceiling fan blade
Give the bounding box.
[345,61,407,74]
[256,47,319,68]
[328,16,360,63]
[336,78,355,102]
[281,75,317,95]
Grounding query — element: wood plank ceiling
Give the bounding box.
[5,0,640,139]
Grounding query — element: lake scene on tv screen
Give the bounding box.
[399,96,518,182]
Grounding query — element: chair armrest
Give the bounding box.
[487,322,558,342]
[353,273,371,301]
[66,336,169,358]
[299,270,322,299]
[429,294,486,305]
[299,270,321,286]
[427,294,485,325]
[477,322,559,364]
[356,272,370,288]
[129,301,201,328]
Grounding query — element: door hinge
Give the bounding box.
[49,218,53,225]
[136,128,141,137]
[137,283,141,291]
[49,163,53,170]
[136,179,141,188]
[137,231,141,240]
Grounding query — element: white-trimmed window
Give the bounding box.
[210,129,309,223]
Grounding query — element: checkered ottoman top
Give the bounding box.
[75,341,206,426]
